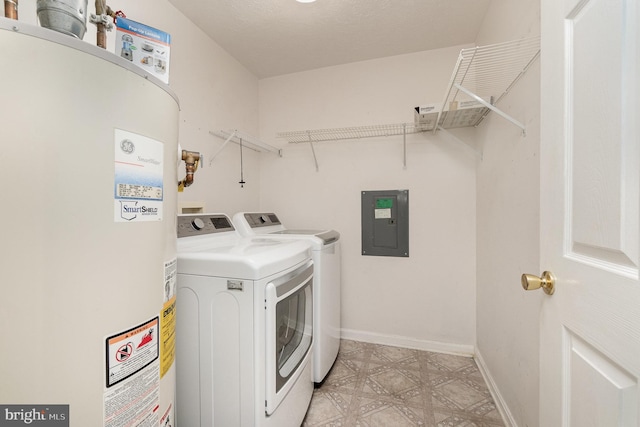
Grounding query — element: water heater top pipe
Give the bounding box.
[4,0,18,19]
[93,1,116,48]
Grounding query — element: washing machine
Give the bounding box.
[232,212,341,384]
[176,213,314,427]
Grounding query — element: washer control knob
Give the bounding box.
[192,218,205,230]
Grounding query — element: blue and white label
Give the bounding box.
[115,17,171,84]
[114,129,164,222]
[117,17,171,45]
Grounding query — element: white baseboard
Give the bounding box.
[340,328,475,357]
[474,349,516,427]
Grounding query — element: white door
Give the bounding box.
[538,0,640,425]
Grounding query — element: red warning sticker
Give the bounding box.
[106,317,159,387]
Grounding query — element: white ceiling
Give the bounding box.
[167,0,492,78]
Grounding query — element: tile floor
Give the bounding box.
[302,339,505,427]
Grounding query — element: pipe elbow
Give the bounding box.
[179,150,201,189]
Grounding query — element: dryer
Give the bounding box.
[233,212,341,383]
[176,214,314,427]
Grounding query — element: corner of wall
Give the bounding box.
[474,348,517,427]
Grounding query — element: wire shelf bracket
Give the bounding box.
[309,140,320,172]
[455,83,527,134]
[209,129,281,166]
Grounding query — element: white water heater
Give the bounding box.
[0,19,179,427]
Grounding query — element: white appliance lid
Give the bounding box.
[232,212,340,244]
[177,214,312,279]
[178,237,311,279]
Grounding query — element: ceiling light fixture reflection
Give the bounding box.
[296,0,316,3]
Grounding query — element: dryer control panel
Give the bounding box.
[177,214,235,238]
[243,212,282,228]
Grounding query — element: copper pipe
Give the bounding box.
[178,150,201,188]
[95,0,106,48]
[95,2,118,48]
[92,3,117,49]
[4,0,18,19]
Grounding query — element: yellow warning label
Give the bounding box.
[160,296,176,378]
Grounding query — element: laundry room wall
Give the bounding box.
[473,0,541,426]
[258,47,478,354]
[13,0,263,216]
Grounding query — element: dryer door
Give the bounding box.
[265,262,313,415]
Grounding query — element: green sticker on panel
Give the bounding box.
[375,198,393,209]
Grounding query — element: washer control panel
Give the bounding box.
[177,214,235,238]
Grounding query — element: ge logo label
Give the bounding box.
[120,139,135,154]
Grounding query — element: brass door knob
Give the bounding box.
[521,271,555,295]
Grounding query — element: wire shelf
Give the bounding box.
[436,36,540,130]
[275,36,540,168]
[277,122,432,144]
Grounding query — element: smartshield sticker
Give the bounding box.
[114,129,164,222]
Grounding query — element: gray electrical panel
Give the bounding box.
[361,190,409,257]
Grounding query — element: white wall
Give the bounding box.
[12,0,263,215]
[474,1,541,426]
[258,48,478,353]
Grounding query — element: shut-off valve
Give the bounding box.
[178,150,201,191]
